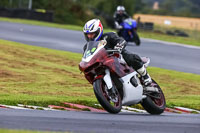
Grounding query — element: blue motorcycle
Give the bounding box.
[119,18,140,46]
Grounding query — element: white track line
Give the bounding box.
[0,104,31,110]
[17,104,58,111]
[174,106,200,113]
[122,106,147,113]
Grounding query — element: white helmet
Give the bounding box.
[83,19,103,41]
[117,6,125,12]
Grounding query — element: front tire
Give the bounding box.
[132,31,140,46]
[141,79,166,114]
[93,79,122,114]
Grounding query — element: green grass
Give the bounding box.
[0,17,199,46]
[148,67,200,110]
[0,17,83,31]
[0,39,97,107]
[139,30,200,47]
[0,39,200,110]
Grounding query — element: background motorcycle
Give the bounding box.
[79,40,166,114]
[119,18,141,46]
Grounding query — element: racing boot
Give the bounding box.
[137,65,158,92]
[137,65,151,85]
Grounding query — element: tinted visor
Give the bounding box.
[84,28,100,41]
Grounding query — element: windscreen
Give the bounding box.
[83,41,106,59]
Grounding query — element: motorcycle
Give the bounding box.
[79,40,166,114]
[119,18,141,46]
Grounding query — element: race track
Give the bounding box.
[0,21,200,133]
[0,108,200,133]
[0,21,200,74]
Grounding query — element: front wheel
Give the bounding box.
[132,31,141,46]
[141,79,166,114]
[93,79,122,114]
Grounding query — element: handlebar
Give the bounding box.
[106,49,120,58]
[106,49,120,53]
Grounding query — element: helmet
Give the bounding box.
[117,6,125,12]
[83,19,103,41]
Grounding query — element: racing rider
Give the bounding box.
[113,6,130,36]
[83,19,155,91]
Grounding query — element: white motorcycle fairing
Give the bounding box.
[102,69,143,105]
[120,71,143,105]
[101,54,148,106]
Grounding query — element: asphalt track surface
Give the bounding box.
[0,21,200,133]
[0,108,200,133]
[0,21,200,74]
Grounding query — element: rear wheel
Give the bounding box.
[141,79,166,114]
[93,79,122,114]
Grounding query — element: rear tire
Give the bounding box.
[93,79,122,114]
[141,79,166,114]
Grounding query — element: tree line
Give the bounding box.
[0,0,199,26]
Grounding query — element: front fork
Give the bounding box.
[103,69,113,90]
[103,69,119,102]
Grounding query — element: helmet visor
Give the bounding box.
[84,28,100,41]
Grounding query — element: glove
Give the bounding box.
[116,25,123,30]
[115,21,123,30]
[114,41,125,53]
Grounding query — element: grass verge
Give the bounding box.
[0,17,200,46]
[0,17,83,31]
[0,39,200,110]
[139,30,200,47]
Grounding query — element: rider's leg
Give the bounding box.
[121,49,152,86]
[137,65,152,86]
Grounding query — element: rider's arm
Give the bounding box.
[124,12,130,19]
[109,32,127,52]
[111,33,126,46]
[114,21,122,29]
[113,13,122,29]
